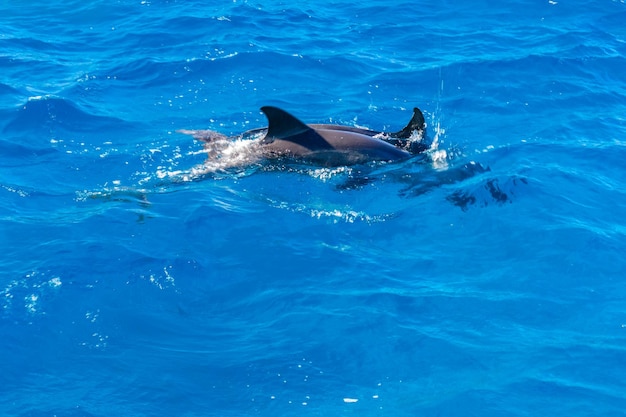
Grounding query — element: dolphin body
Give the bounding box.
[258,106,427,166]
[181,106,427,167]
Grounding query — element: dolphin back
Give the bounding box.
[260,106,411,164]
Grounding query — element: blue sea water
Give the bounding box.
[2,0,626,416]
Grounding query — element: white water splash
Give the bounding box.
[426,120,449,170]
[2,272,62,317]
[308,166,352,182]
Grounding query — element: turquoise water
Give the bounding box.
[2,1,626,416]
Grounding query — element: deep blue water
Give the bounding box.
[2,1,626,416]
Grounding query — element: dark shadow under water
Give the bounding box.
[80,151,529,221]
[328,156,527,211]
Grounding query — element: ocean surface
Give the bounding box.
[2,1,626,416]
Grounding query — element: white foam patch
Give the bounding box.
[48,277,62,288]
[155,137,265,182]
[267,199,392,223]
[425,120,451,169]
[24,294,39,314]
[202,138,264,171]
[430,149,449,169]
[2,272,63,317]
[144,266,177,291]
[308,166,352,182]
[1,184,29,197]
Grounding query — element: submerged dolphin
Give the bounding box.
[180,106,428,167]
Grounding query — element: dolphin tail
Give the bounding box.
[392,107,426,139]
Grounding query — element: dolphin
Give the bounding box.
[179,106,428,167]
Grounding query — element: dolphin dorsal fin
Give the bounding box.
[261,106,311,139]
[394,107,426,139]
[260,106,332,150]
[261,106,313,140]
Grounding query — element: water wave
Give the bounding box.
[3,1,626,416]
[3,96,129,134]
